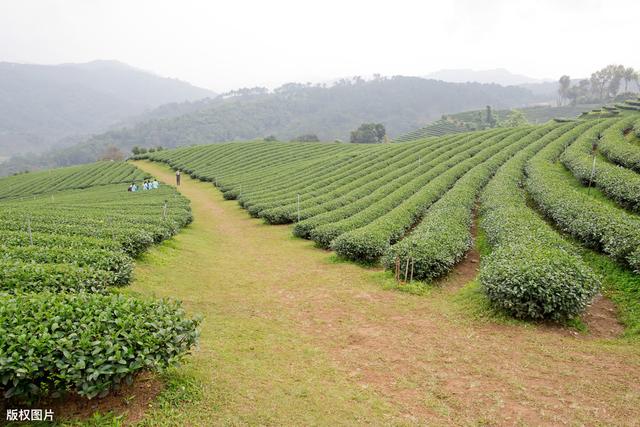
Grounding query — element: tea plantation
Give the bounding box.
[0,162,199,401]
[141,99,640,321]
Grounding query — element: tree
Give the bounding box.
[350,123,386,144]
[99,146,124,161]
[485,106,497,128]
[558,75,571,106]
[590,70,608,100]
[131,146,141,155]
[291,134,320,142]
[607,64,625,98]
[499,110,528,128]
[263,135,278,142]
[623,67,636,92]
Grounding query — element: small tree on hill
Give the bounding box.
[485,106,497,128]
[264,135,278,142]
[558,75,571,106]
[350,123,386,144]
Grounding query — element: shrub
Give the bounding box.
[480,245,600,321]
[479,121,601,320]
[0,292,200,401]
[0,261,111,293]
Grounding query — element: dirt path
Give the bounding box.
[131,160,640,426]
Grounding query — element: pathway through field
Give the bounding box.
[131,160,640,426]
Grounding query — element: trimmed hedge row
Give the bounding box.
[252,139,450,223]
[382,125,554,280]
[561,117,640,211]
[597,115,640,173]
[1,246,133,286]
[0,292,200,400]
[0,261,111,294]
[296,129,511,243]
[479,121,601,320]
[0,161,148,200]
[526,121,640,271]
[330,129,525,261]
[0,162,200,402]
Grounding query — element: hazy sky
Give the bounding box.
[0,0,637,92]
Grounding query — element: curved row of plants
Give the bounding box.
[253,134,468,223]
[0,161,148,200]
[479,121,602,320]
[382,124,556,281]
[293,129,510,240]
[526,121,640,272]
[597,115,640,172]
[561,116,640,211]
[331,128,530,262]
[0,163,199,402]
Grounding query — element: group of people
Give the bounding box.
[128,178,159,192]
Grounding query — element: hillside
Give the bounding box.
[137,102,640,322]
[0,60,215,157]
[2,106,640,424]
[393,103,603,142]
[0,76,541,175]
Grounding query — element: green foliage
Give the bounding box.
[0,76,540,176]
[0,161,199,403]
[479,121,601,320]
[0,161,147,200]
[0,292,200,400]
[350,123,386,144]
[526,118,640,271]
[480,246,599,320]
[561,116,640,211]
[382,126,549,281]
[141,111,640,321]
[598,115,640,173]
[499,110,529,128]
[332,129,525,262]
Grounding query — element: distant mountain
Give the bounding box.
[0,60,215,156]
[426,68,551,86]
[0,76,542,175]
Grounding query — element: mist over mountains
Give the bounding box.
[426,68,551,85]
[0,60,215,156]
[0,71,549,175]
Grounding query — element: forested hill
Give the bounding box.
[0,60,215,156]
[1,76,540,175]
[88,76,538,145]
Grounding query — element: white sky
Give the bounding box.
[0,0,637,92]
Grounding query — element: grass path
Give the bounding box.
[130,160,640,426]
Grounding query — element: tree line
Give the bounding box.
[558,64,639,106]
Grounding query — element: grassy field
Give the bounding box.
[119,160,640,426]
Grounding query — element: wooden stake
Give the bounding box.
[27,216,33,246]
[395,257,400,282]
[404,257,410,282]
[410,258,414,282]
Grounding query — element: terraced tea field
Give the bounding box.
[142,100,640,322]
[0,162,199,403]
[2,101,640,425]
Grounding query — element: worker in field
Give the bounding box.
[176,169,181,186]
[152,178,159,189]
